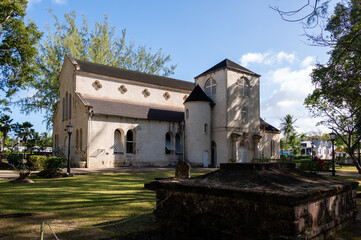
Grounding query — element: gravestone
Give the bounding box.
[175,161,191,179]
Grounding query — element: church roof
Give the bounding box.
[184,85,214,104]
[69,55,195,92]
[76,93,185,122]
[195,58,260,78]
[260,118,281,133]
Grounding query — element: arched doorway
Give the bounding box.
[211,141,217,167]
[238,143,248,163]
[203,151,209,168]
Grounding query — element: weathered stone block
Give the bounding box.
[145,163,358,239]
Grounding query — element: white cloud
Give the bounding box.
[276,51,295,64]
[28,0,67,7]
[52,0,67,4]
[276,100,298,108]
[260,56,326,133]
[240,53,269,67]
[240,51,296,67]
[301,56,315,68]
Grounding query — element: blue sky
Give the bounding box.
[7,0,337,136]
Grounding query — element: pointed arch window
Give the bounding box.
[114,129,124,153]
[175,133,183,154]
[204,79,216,96]
[165,132,175,154]
[62,98,65,121]
[126,130,136,154]
[68,93,72,119]
[241,77,250,97]
[76,129,79,149]
[241,107,248,124]
[271,140,275,157]
[65,92,68,119]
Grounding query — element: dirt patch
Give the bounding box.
[7,178,35,183]
[0,212,48,218]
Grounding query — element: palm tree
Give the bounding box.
[288,132,301,156]
[280,114,297,149]
[0,115,13,152]
[13,121,35,154]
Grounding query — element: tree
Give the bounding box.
[305,0,361,173]
[0,115,13,152]
[13,121,35,153]
[19,10,177,128]
[279,114,298,148]
[37,132,52,150]
[288,132,302,156]
[270,0,330,27]
[0,0,42,107]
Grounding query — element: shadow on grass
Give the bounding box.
[0,170,211,239]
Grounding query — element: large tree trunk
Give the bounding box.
[348,150,361,174]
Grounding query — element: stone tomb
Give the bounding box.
[145,163,358,240]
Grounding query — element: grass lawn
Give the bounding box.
[1,167,361,240]
[0,170,211,240]
[336,165,361,174]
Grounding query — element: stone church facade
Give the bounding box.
[53,55,280,168]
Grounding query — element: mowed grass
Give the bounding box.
[336,165,361,174]
[0,170,211,240]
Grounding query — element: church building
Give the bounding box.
[53,55,280,168]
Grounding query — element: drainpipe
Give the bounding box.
[181,121,185,162]
[87,108,94,168]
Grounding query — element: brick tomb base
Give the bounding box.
[145,163,358,240]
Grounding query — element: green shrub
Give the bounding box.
[324,160,332,171]
[293,155,311,161]
[0,151,11,160]
[27,155,47,171]
[7,154,23,168]
[297,160,318,171]
[43,157,65,175]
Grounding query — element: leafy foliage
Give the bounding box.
[0,0,42,105]
[0,115,13,151]
[6,154,23,168]
[38,157,65,178]
[19,10,177,128]
[279,114,298,150]
[27,155,46,170]
[304,0,361,173]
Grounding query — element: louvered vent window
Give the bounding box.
[114,130,124,153]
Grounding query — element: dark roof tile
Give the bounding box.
[73,57,195,91]
[79,94,185,122]
[260,118,281,133]
[195,59,260,78]
[184,85,214,104]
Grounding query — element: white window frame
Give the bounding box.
[241,78,250,97]
[205,79,216,96]
[241,107,248,124]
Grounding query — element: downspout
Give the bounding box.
[181,121,185,162]
[87,108,94,168]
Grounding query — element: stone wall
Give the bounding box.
[146,163,358,239]
[152,186,356,240]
